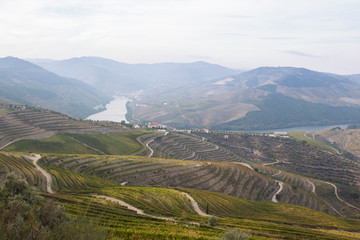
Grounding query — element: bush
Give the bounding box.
[208,215,217,226]
[222,229,250,240]
[0,172,107,240]
[321,205,329,214]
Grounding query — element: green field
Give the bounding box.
[3,131,151,155]
[288,131,339,153]
[1,151,360,239]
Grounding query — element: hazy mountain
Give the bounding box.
[0,57,109,118]
[30,57,240,95]
[347,74,360,84]
[130,67,360,130]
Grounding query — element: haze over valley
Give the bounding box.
[1,1,360,239]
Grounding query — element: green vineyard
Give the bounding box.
[38,153,339,213]
[1,152,360,239]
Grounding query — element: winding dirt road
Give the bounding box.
[325,182,360,211]
[234,162,254,171]
[26,154,54,194]
[146,139,154,157]
[271,181,284,203]
[263,160,280,166]
[146,131,168,157]
[181,192,210,217]
[94,191,211,221]
[307,180,316,194]
[272,171,281,177]
[25,152,210,220]
[93,195,175,221]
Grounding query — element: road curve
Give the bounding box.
[181,192,210,217]
[93,192,211,221]
[26,154,54,194]
[307,180,316,194]
[325,182,360,211]
[234,162,254,171]
[25,153,213,220]
[271,181,284,203]
[145,131,168,157]
[92,195,175,221]
[146,139,154,157]
[272,171,281,177]
[263,160,280,166]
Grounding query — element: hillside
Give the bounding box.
[139,131,360,213]
[30,57,240,96]
[0,57,109,118]
[1,151,360,239]
[130,67,360,130]
[314,128,360,158]
[3,131,151,155]
[0,103,128,149]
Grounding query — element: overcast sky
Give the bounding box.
[1,0,359,74]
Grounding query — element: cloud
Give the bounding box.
[282,50,321,58]
[258,37,302,40]
[39,6,98,17]
[225,15,252,19]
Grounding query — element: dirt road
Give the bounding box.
[26,154,54,194]
[271,181,284,203]
[325,182,360,211]
[181,192,210,217]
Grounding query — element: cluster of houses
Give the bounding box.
[132,122,211,133]
[144,122,176,131]
[132,122,288,138]
[191,129,210,133]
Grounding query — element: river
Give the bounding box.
[86,96,129,123]
[239,124,350,133]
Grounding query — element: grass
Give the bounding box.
[3,131,152,155]
[3,134,100,154]
[288,131,338,153]
[68,131,152,155]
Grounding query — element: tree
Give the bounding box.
[208,215,217,226]
[0,172,107,240]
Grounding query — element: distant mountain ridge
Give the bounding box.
[0,57,109,118]
[30,57,240,95]
[130,66,360,130]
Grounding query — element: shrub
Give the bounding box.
[0,172,107,240]
[321,205,329,214]
[208,215,217,226]
[222,229,250,240]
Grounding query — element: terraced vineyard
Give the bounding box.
[183,188,360,232]
[0,103,128,149]
[138,132,243,162]
[3,131,151,155]
[47,190,360,240]
[0,152,47,190]
[315,128,360,158]
[48,193,222,240]
[39,154,334,212]
[191,132,360,188]
[2,151,360,239]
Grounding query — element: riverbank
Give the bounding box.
[234,124,350,133]
[86,96,129,123]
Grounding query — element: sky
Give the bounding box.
[1,0,360,74]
